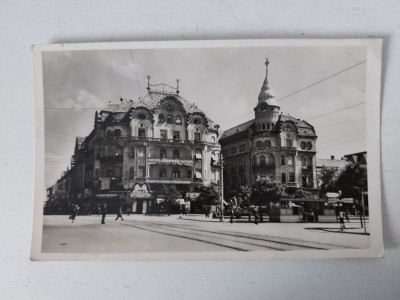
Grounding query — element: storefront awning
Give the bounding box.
[176,198,185,205]
[156,198,165,204]
[195,171,202,179]
[195,153,202,160]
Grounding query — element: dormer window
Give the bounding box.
[138,113,146,120]
[167,115,173,124]
[194,118,202,125]
[158,114,165,123]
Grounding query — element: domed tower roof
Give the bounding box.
[258,58,278,107]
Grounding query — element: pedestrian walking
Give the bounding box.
[115,206,124,221]
[339,210,346,230]
[101,202,107,224]
[69,204,79,223]
[345,209,350,222]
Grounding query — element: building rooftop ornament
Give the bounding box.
[258,58,278,106]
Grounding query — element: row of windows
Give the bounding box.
[300,141,313,150]
[255,140,272,148]
[106,129,122,137]
[257,122,274,131]
[158,114,183,125]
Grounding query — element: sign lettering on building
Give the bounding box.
[130,183,152,199]
[100,177,111,190]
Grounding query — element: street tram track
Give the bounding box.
[120,222,249,251]
[142,222,335,250]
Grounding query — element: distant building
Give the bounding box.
[343,151,367,167]
[48,78,221,214]
[316,155,349,187]
[219,59,318,196]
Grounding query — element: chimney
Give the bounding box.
[331,155,334,160]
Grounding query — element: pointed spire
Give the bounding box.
[258,58,277,106]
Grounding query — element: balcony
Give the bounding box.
[286,182,300,188]
[148,158,193,166]
[301,165,313,171]
[99,155,123,163]
[131,136,206,146]
[252,163,276,170]
[252,146,297,152]
[146,177,193,184]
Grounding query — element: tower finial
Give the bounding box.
[265,58,269,78]
[176,79,180,94]
[147,75,151,91]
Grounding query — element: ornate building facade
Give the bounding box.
[219,59,318,195]
[47,78,221,214]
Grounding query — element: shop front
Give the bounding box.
[96,191,128,214]
[130,183,153,214]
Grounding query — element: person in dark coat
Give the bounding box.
[115,206,124,221]
[70,204,79,223]
[101,203,107,224]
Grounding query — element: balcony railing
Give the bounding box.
[146,177,193,184]
[99,155,123,163]
[131,136,206,146]
[148,158,193,165]
[252,163,276,170]
[286,182,299,188]
[252,146,297,152]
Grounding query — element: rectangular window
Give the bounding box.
[138,128,146,137]
[286,139,292,147]
[138,166,146,178]
[138,147,145,158]
[160,130,167,139]
[195,171,202,179]
[289,172,295,182]
[281,173,286,183]
[194,132,201,141]
[173,131,180,140]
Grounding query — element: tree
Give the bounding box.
[318,166,339,198]
[237,185,252,222]
[164,184,181,216]
[197,185,219,214]
[335,163,367,200]
[250,179,285,222]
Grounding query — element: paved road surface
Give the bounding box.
[42,215,370,253]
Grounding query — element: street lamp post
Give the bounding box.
[220,154,224,222]
[361,189,367,234]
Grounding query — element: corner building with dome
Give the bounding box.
[59,78,222,214]
[219,59,318,196]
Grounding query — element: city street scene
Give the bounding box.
[35,41,378,258]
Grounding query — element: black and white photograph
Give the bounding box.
[31,39,383,261]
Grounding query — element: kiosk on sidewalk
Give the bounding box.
[269,198,336,223]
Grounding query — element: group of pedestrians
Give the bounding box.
[68,203,126,224]
[301,209,318,223]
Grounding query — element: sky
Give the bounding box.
[43,45,367,187]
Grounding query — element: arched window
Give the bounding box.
[287,155,294,166]
[158,114,165,123]
[167,115,173,124]
[194,132,201,141]
[160,149,166,158]
[265,140,271,147]
[159,168,167,178]
[194,118,202,125]
[114,129,121,137]
[175,116,182,124]
[286,138,293,147]
[300,141,306,149]
[260,155,266,166]
[129,167,134,179]
[211,136,216,143]
[256,141,262,148]
[306,142,312,150]
[173,168,180,178]
[173,149,179,159]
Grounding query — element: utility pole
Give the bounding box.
[220,154,224,222]
[361,189,367,234]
